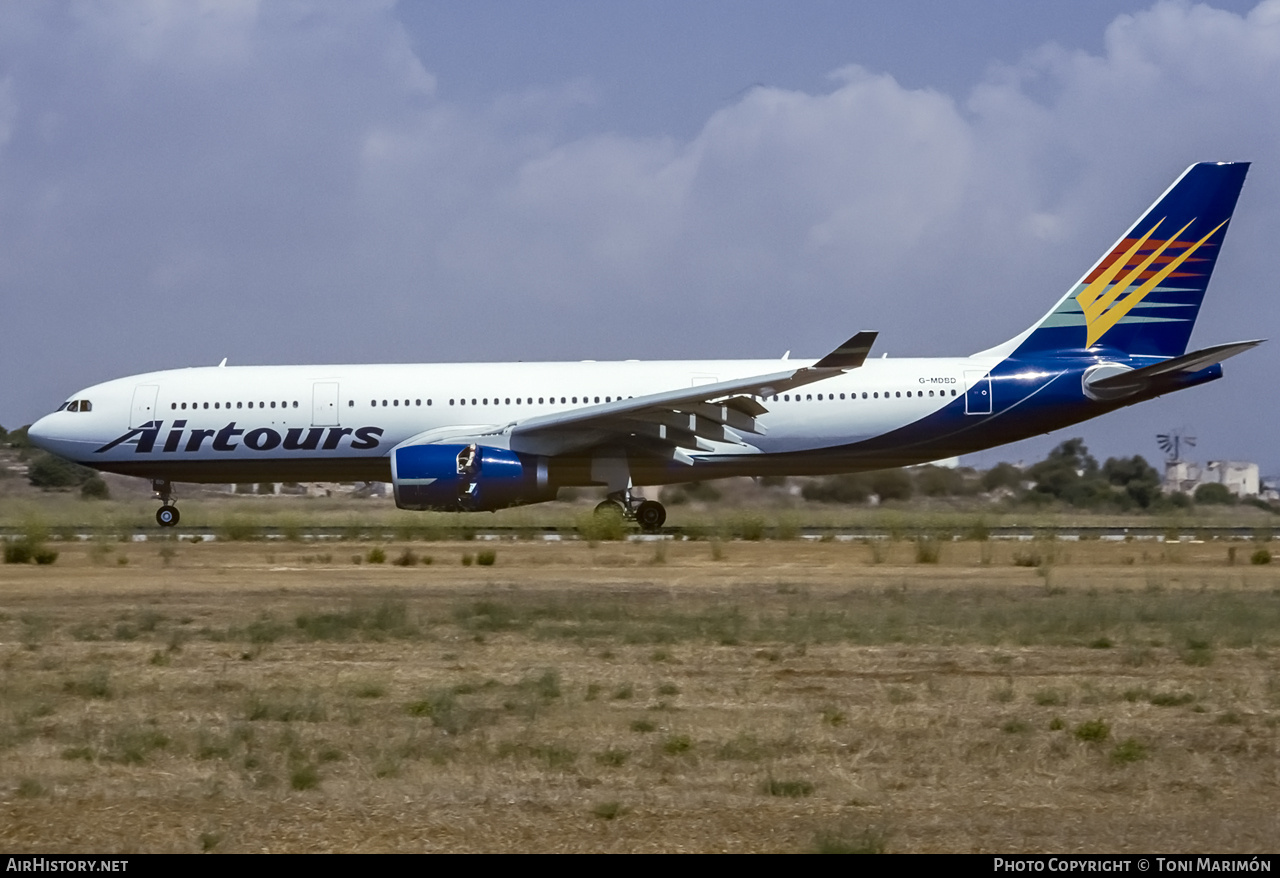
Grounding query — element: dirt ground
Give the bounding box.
[1,537,1277,852]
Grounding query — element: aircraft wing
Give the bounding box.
[505,331,877,461]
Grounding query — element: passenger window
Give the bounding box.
[170,403,177,410]
[237,402,243,409]
[895,392,901,398]
[806,394,812,401]
[862,392,867,399]
[214,403,220,409]
[349,400,354,407]
[471,399,477,405]
[450,399,455,406]
[415,399,421,406]
[270,402,276,409]
[427,400,432,406]
[393,400,399,406]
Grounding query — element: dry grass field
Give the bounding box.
[1,535,1278,853]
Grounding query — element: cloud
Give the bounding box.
[1,1,1278,469]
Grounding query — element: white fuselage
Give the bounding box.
[30,356,990,486]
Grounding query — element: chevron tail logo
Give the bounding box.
[1075,217,1228,347]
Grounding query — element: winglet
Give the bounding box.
[813,331,878,369]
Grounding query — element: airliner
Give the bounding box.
[28,162,1260,531]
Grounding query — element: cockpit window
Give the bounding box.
[79,400,92,412]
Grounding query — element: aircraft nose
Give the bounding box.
[27,414,56,451]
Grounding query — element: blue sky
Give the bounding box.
[0,1,1275,474]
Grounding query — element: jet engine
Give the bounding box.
[391,443,553,512]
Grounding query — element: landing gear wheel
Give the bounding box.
[635,500,666,533]
[156,505,180,528]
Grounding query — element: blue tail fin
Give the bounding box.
[999,162,1249,360]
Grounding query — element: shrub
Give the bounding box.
[762,777,815,797]
[1110,738,1149,764]
[4,542,33,564]
[662,734,692,755]
[27,452,94,489]
[914,538,940,563]
[1194,482,1235,505]
[592,801,629,820]
[1074,719,1110,742]
[366,547,387,564]
[290,764,320,791]
[1251,548,1272,565]
[80,476,110,499]
[476,549,496,566]
[802,473,872,504]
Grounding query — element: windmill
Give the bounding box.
[1156,430,1196,462]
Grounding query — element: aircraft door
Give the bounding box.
[312,382,340,427]
[130,385,159,429]
[964,371,992,415]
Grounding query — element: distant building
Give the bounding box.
[1163,459,1259,498]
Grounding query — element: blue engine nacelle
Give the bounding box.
[390,444,553,512]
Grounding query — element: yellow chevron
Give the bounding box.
[1081,219,1194,325]
[1075,220,1163,312]
[1083,219,1227,347]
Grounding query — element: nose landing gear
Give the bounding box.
[152,479,180,528]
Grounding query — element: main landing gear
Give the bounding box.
[153,479,180,528]
[594,490,667,534]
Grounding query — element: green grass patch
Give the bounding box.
[1110,738,1150,764]
[1074,719,1110,742]
[761,777,815,797]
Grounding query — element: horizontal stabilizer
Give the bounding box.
[814,331,877,369]
[1088,339,1264,395]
